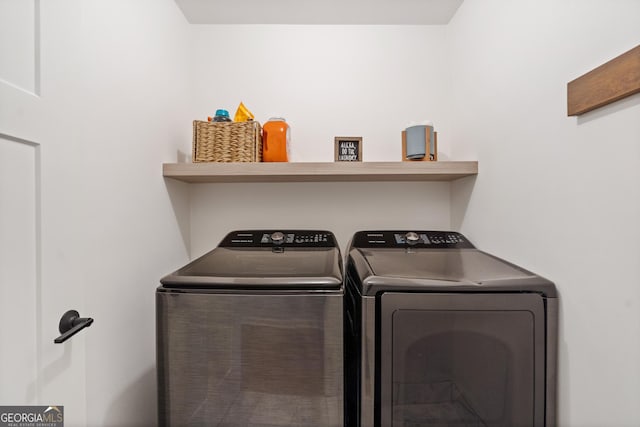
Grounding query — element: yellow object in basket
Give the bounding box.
[234,102,254,122]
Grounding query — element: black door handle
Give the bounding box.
[54,310,94,344]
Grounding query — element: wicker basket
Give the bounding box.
[192,120,262,162]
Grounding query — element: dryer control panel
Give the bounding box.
[220,230,337,248]
[352,231,475,249]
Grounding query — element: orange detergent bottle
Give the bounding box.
[262,117,290,162]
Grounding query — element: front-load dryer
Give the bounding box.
[344,230,557,427]
[157,230,344,427]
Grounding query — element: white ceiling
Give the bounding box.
[174,0,464,25]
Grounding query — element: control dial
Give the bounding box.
[270,232,285,245]
[405,232,420,245]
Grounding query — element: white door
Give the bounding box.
[0,135,38,404]
[0,1,87,425]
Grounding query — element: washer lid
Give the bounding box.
[348,231,556,296]
[161,230,342,289]
[357,248,532,281]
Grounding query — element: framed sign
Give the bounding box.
[334,137,363,162]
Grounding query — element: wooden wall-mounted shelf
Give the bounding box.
[568,44,640,116]
[162,161,478,183]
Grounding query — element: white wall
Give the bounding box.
[449,1,640,426]
[192,25,453,162]
[190,181,451,258]
[35,1,192,425]
[189,25,456,254]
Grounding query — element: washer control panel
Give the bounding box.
[352,231,474,249]
[220,230,336,248]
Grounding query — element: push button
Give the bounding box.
[270,232,285,245]
[405,232,420,245]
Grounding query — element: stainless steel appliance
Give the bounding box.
[344,231,558,427]
[157,230,344,427]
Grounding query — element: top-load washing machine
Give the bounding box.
[344,230,558,427]
[157,230,344,427]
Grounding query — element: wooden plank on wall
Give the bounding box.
[567,44,640,116]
